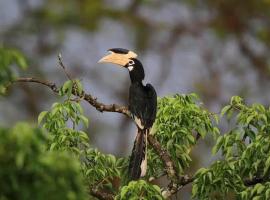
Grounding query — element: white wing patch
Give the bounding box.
[140,131,147,177]
[134,116,144,129]
[140,157,147,177]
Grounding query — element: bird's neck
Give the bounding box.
[129,63,145,84]
[129,73,143,84]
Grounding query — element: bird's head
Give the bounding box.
[98,48,145,83]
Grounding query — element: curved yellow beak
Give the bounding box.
[98,50,137,67]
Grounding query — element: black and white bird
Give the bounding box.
[98,48,157,180]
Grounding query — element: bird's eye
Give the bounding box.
[128,60,135,66]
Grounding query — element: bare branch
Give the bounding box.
[16,77,59,93]
[13,77,130,117]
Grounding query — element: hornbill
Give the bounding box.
[98,48,157,180]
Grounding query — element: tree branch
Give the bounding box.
[162,175,194,199]
[13,77,130,117]
[244,176,267,187]
[148,134,194,199]
[16,77,59,93]
[148,135,177,181]
[90,189,114,200]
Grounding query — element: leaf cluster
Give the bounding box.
[38,100,89,154]
[39,80,128,197]
[4,50,270,199]
[193,96,270,200]
[0,47,27,94]
[0,123,86,200]
[147,94,219,178]
[115,180,163,200]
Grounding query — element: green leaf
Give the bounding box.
[75,80,83,95]
[62,80,73,97]
[241,191,248,199]
[213,114,219,124]
[38,111,48,125]
[212,136,223,154]
[256,184,265,194]
[221,105,231,116]
[13,51,27,69]
[187,133,195,144]
[266,189,270,199]
[50,142,57,151]
[195,168,207,176]
[80,115,89,128]
[263,156,270,175]
[198,125,206,138]
[192,184,198,197]
[15,152,25,168]
[259,114,267,123]
[246,115,254,124]
[79,131,89,141]
[152,185,161,193]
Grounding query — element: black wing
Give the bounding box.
[144,83,157,128]
[129,83,157,128]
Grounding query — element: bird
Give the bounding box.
[98,48,157,181]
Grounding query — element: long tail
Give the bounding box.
[128,128,148,181]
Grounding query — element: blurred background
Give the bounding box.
[1,0,270,198]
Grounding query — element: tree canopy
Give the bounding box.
[1,47,270,199]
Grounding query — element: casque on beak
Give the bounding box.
[98,50,138,67]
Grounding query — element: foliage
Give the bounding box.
[193,96,270,199]
[3,47,270,199]
[0,47,27,94]
[82,149,126,191]
[38,100,90,154]
[0,123,86,200]
[115,180,164,200]
[39,79,127,197]
[147,94,219,178]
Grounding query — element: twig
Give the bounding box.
[16,77,59,93]
[58,53,73,80]
[13,77,130,117]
